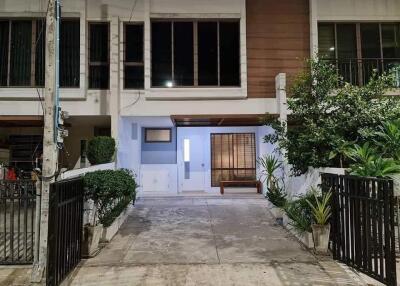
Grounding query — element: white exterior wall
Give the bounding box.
[0,0,278,138]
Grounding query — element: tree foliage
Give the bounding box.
[264,59,399,175]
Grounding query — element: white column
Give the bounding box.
[275,73,287,123]
[144,0,151,90]
[109,16,120,140]
[240,0,248,96]
[309,0,318,58]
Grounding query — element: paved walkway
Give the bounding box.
[67,196,365,286]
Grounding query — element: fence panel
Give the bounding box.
[47,177,84,286]
[321,173,397,286]
[0,180,36,264]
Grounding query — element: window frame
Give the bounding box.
[0,17,81,88]
[144,128,172,143]
[210,133,257,187]
[150,19,241,88]
[88,21,110,90]
[123,22,145,90]
[318,21,400,86]
[59,18,81,88]
[0,18,44,88]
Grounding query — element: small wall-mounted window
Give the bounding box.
[144,128,172,143]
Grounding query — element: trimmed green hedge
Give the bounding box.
[87,136,116,165]
[84,169,137,227]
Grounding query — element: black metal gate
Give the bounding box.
[0,180,36,264]
[47,177,84,286]
[321,173,397,286]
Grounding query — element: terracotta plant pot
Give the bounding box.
[82,224,103,258]
[311,224,331,254]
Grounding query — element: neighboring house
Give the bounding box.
[0,0,399,194]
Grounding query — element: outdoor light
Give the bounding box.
[184,139,190,162]
[329,47,335,51]
[165,81,174,88]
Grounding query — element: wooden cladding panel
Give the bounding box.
[246,0,310,98]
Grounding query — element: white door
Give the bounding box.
[178,128,206,192]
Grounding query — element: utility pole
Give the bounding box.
[31,0,60,283]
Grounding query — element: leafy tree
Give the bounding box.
[264,58,399,175]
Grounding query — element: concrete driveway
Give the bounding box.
[67,196,365,286]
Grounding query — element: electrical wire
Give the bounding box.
[34,0,52,115]
[129,0,139,22]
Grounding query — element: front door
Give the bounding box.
[177,128,206,192]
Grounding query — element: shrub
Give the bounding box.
[266,186,287,208]
[264,58,400,176]
[84,169,137,227]
[87,136,116,165]
[284,191,317,233]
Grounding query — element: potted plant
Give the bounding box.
[306,190,332,254]
[81,201,103,258]
[283,192,316,249]
[82,169,137,256]
[258,155,287,224]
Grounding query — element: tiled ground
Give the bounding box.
[67,196,366,286]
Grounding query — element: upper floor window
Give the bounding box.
[318,22,400,86]
[151,20,240,88]
[0,19,44,87]
[89,22,109,89]
[60,19,80,87]
[124,23,144,89]
[0,18,80,88]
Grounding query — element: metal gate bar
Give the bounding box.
[321,173,397,286]
[47,177,84,286]
[0,180,36,264]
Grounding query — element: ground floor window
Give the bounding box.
[211,133,256,187]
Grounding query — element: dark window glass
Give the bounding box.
[9,21,32,86]
[125,24,144,89]
[198,22,218,86]
[174,22,194,86]
[219,22,240,86]
[125,24,143,63]
[89,23,109,89]
[125,66,144,89]
[361,23,381,59]
[336,24,357,59]
[318,23,336,59]
[151,22,172,87]
[382,23,400,59]
[60,19,80,87]
[35,19,45,87]
[0,21,9,86]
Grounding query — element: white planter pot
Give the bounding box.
[101,205,132,243]
[82,224,103,258]
[302,231,314,249]
[311,224,331,254]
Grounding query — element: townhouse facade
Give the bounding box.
[0,0,399,195]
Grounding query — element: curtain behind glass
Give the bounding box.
[10,21,32,86]
[60,20,80,87]
[0,21,9,86]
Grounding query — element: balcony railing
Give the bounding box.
[326,58,400,87]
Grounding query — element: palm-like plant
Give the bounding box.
[257,155,282,192]
[346,142,400,177]
[306,190,332,225]
[374,120,400,160]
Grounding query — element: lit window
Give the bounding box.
[184,139,190,162]
[144,128,171,143]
